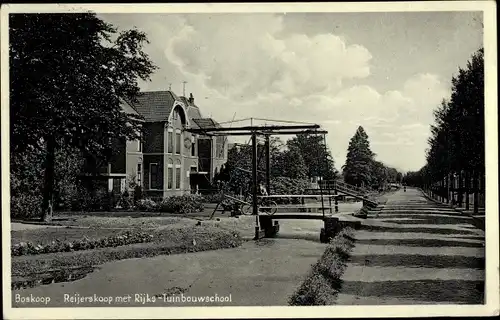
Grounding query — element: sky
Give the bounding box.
[99,11,483,173]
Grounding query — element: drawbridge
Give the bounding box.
[187,117,376,242]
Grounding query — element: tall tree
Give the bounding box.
[286,134,337,180]
[406,48,484,212]
[272,146,308,180]
[371,160,388,189]
[342,126,375,187]
[10,13,157,221]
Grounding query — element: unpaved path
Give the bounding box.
[336,188,485,305]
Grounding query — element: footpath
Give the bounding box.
[336,188,485,304]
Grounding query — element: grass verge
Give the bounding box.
[12,225,242,290]
[288,227,355,305]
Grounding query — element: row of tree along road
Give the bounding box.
[403,49,485,214]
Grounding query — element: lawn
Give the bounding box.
[11,215,244,290]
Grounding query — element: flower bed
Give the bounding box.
[12,230,154,256]
[12,226,243,290]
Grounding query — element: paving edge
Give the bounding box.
[418,188,485,231]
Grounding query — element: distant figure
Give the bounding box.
[258,182,268,197]
[404,186,407,192]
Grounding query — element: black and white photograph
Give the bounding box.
[1,2,498,319]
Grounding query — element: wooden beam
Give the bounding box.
[235,167,266,174]
[265,135,271,195]
[187,124,320,133]
[194,129,328,137]
[252,133,258,220]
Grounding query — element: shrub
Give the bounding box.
[10,152,44,219]
[68,182,116,212]
[69,185,91,211]
[10,193,43,220]
[133,185,143,204]
[200,192,225,204]
[136,198,159,212]
[115,191,132,210]
[159,194,204,214]
[288,227,355,306]
[270,177,311,204]
[11,230,154,256]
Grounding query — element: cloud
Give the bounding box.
[164,14,372,100]
[100,13,451,171]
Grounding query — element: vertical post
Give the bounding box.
[252,133,259,238]
[327,181,332,214]
[334,181,339,213]
[265,135,270,195]
[319,176,325,219]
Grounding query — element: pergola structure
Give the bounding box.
[187,118,328,238]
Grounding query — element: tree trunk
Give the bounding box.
[457,170,463,207]
[465,170,470,210]
[445,174,450,204]
[440,178,444,202]
[480,170,485,208]
[42,136,56,222]
[473,169,479,214]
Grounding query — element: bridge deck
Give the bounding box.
[259,213,337,220]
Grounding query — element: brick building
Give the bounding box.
[96,91,228,198]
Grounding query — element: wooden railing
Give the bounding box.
[319,180,370,196]
[317,179,377,206]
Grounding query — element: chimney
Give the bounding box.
[189,93,194,104]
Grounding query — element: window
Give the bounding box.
[175,167,181,189]
[215,137,225,158]
[167,160,173,190]
[175,131,181,154]
[113,178,121,193]
[150,163,159,190]
[175,160,181,190]
[137,133,142,152]
[191,135,196,157]
[167,129,173,153]
[137,163,142,186]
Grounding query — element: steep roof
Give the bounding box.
[186,106,203,128]
[126,91,179,122]
[191,118,222,130]
[120,99,140,116]
[124,91,221,131]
